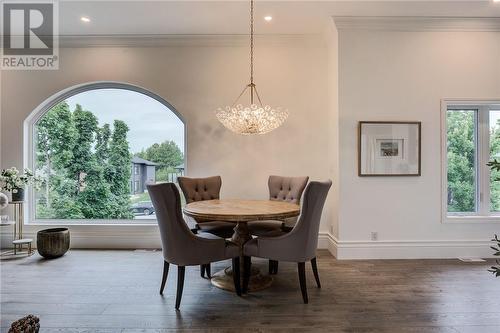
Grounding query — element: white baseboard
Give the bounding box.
[0,226,162,249]
[1,227,331,251]
[325,234,495,259]
[2,229,494,260]
[318,232,337,257]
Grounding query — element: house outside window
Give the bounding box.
[130,156,158,195]
[443,100,500,222]
[26,83,185,224]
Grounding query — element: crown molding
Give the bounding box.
[333,16,500,32]
[57,34,323,48]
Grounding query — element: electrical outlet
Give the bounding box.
[371,232,378,241]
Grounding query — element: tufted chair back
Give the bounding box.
[178,176,222,204]
[268,175,309,205]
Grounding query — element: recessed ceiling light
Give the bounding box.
[494,0,500,3]
[264,16,272,22]
[80,16,90,23]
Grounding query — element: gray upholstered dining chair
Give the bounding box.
[147,182,241,309]
[178,176,235,278]
[247,175,309,274]
[247,176,309,236]
[242,180,332,304]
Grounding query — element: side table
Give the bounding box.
[1,201,34,259]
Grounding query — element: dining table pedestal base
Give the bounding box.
[210,266,273,292]
[184,201,300,294]
[211,221,273,292]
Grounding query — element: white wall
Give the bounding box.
[0,35,336,249]
[336,24,500,258]
[324,20,340,256]
[3,21,498,258]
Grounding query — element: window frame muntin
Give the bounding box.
[24,81,186,225]
[441,99,500,224]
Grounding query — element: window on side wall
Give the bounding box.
[444,101,500,222]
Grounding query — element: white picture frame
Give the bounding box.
[358,121,421,176]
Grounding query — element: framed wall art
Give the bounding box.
[358,121,421,176]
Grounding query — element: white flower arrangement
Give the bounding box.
[0,167,43,192]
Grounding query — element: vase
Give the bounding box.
[11,188,24,202]
[37,228,70,259]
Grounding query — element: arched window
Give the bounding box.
[26,82,185,223]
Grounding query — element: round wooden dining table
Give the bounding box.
[183,199,300,292]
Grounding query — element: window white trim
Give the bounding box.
[23,81,187,225]
[441,99,500,224]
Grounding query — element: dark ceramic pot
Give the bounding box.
[37,228,70,259]
[11,188,24,202]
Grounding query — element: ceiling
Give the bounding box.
[60,1,500,35]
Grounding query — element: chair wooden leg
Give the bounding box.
[160,261,169,295]
[243,256,252,294]
[206,263,211,278]
[175,266,185,309]
[298,262,308,304]
[200,264,206,278]
[269,260,278,275]
[232,257,242,296]
[311,257,321,288]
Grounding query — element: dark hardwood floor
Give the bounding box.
[1,250,499,332]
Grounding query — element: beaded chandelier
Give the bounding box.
[215,0,288,135]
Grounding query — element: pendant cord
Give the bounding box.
[230,0,264,108]
[231,85,250,107]
[250,0,254,104]
[254,85,264,107]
